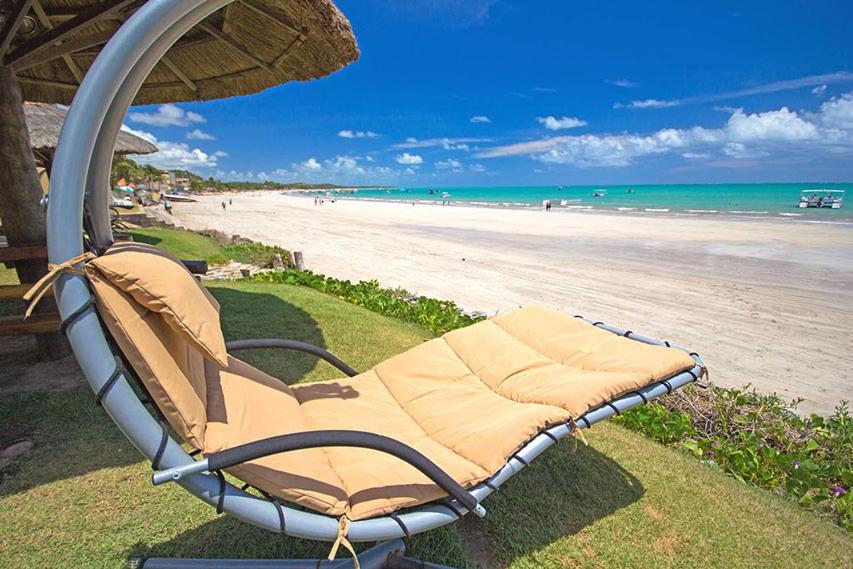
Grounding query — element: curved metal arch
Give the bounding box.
[47,0,706,546]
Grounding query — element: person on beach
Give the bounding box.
[221,201,226,212]
[229,198,233,206]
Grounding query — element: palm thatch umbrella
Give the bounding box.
[25,101,157,170]
[0,0,359,358]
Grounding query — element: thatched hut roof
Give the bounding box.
[2,0,359,105]
[24,101,157,155]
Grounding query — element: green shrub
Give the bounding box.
[614,385,851,530]
[249,270,484,335]
[222,242,291,268]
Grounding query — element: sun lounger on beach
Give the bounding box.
[37,239,704,567]
[39,2,705,565]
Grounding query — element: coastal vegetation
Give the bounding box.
[1,279,849,567]
[250,269,483,335]
[130,227,852,531]
[111,157,383,193]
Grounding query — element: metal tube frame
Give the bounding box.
[46,0,706,563]
[226,338,359,377]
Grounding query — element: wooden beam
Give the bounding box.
[29,0,81,82]
[5,0,134,69]
[0,312,61,335]
[13,27,112,71]
[0,0,34,63]
[197,22,275,75]
[273,31,308,68]
[0,283,32,300]
[221,3,235,34]
[0,244,48,263]
[15,75,76,90]
[239,0,300,35]
[160,54,197,93]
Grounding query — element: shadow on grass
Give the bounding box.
[0,289,327,496]
[470,441,645,566]
[209,287,328,383]
[122,443,642,567]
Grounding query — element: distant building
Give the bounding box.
[169,171,191,190]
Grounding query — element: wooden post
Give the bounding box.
[293,251,304,271]
[0,66,69,359]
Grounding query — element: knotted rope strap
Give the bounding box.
[328,515,359,569]
[570,418,589,447]
[22,252,96,318]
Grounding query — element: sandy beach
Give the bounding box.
[170,192,853,415]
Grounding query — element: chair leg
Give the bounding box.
[128,538,407,569]
[383,551,456,569]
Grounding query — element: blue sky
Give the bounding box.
[126,0,853,186]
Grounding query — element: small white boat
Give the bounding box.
[798,189,844,209]
[593,189,608,197]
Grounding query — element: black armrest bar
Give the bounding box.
[152,429,485,517]
[226,339,359,377]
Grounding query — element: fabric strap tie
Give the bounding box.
[22,252,96,318]
[570,419,589,447]
[328,515,359,569]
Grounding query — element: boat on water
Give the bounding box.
[593,189,608,197]
[798,189,844,209]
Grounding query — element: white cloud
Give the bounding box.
[301,157,322,171]
[477,96,853,167]
[393,137,491,150]
[129,104,205,127]
[121,125,157,144]
[470,115,491,123]
[722,142,769,159]
[394,152,424,165]
[338,129,379,139]
[187,128,215,140]
[614,71,853,109]
[605,79,638,88]
[435,158,462,170]
[125,126,225,170]
[812,84,828,97]
[725,107,818,142]
[818,93,853,130]
[537,115,588,130]
[613,99,679,109]
[469,163,486,173]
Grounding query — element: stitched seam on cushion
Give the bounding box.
[89,281,203,448]
[440,334,572,418]
[488,317,692,407]
[227,463,348,512]
[290,383,357,512]
[371,364,493,474]
[92,264,226,365]
[491,316,690,376]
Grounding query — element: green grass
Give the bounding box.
[1,281,850,568]
[127,227,227,262]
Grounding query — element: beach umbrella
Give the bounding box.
[24,101,157,172]
[0,0,359,358]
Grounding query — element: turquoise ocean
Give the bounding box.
[325,183,852,223]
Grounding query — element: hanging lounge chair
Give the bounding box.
[40,2,706,567]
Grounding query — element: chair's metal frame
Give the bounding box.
[46,1,705,566]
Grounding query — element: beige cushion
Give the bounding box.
[86,244,697,520]
[89,242,228,366]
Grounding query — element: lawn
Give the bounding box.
[0,228,850,568]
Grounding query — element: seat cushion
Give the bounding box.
[202,306,696,520]
[89,242,228,366]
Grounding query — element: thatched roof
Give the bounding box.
[1,0,359,105]
[24,101,157,154]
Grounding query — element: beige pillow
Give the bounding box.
[88,242,228,367]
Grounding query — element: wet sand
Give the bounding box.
[172,192,853,415]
